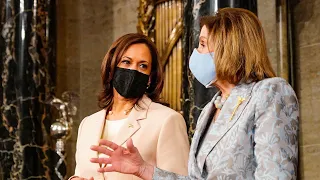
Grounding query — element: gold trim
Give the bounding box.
[141,0,184,111]
[176,1,182,111]
[155,0,181,5]
[137,0,156,41]
[160,19,183,68]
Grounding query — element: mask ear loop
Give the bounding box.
[147,75,152,90]
[205,78,217,88]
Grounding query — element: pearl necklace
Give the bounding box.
[214,95,229,109]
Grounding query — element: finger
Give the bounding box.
[89,177,94,180]
[90,157,112,164]
[97,165,115,173]
[126,138,136,153]
[99,139,119,150]
[90,145,113,156]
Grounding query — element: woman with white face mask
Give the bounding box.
[90,8,299,180]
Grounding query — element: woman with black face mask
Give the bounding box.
[69,33,190,180]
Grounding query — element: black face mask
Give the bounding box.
[112,67,149,99]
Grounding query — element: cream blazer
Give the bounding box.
[70,95,190,180]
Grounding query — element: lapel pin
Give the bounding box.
[128,124,134,128]
[230,96,246,121]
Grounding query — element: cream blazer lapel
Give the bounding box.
[82,110,106,171]
[113,95,152,146]
[87,95,151,173]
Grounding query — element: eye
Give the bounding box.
[139,64,148,69]
[121,59,130,64]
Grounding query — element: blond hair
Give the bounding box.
[201,8,276,84]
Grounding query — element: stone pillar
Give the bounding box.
[0,0,56,179]
[183,0,257,136]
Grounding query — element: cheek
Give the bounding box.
[117,64,124,68]
[202,46,210,53]
[117,62,128,68]
[197,47,204,53]
[147,66,152,74]
[197,46,210,54]
[141,69,151,77]
[144,61,152,75]
[137,66,151,75]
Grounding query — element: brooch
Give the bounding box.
[230,96,245,121]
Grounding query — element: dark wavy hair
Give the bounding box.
[98,33,164,109]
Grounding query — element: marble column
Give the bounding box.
[0,0,56,179]
[182,0,257,137]
[277,0,289,81]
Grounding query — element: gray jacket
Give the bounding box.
[153,77,299,180]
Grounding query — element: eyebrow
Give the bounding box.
[122,56,132,60]
[140,60,149,63]
[122,56,149,63]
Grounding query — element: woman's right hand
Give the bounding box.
[90,138,154,180]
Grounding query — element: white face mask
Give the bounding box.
[189,48,217,88]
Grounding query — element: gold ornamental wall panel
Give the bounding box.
[138,0,184,112]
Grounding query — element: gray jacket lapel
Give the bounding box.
[196,82,256,174]
[188,92,220,179]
